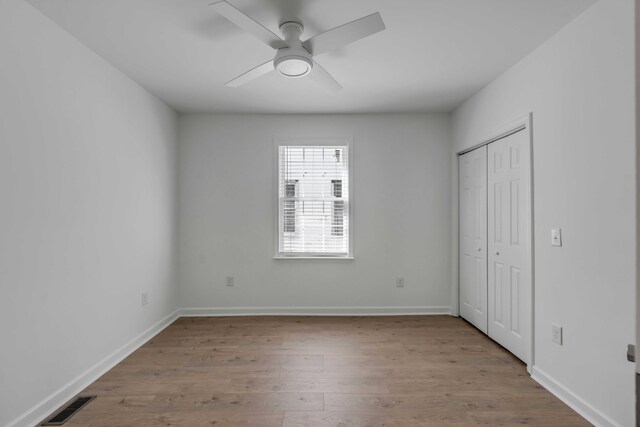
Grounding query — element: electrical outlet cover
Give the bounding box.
[551,229,562,247]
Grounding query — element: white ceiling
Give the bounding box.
[26,0,596,113]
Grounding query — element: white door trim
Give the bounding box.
[456,113,534,373]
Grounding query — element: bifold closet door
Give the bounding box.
[487,129,531,364]
[459,146,488,334]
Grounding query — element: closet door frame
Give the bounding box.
[456,113,534,373]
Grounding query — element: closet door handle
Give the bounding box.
[496,252,500,256]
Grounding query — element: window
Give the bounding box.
[276,139,351,258]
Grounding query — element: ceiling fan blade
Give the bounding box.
[210,1,288,50]
[303,12,385,56]
[226,60,275,87]
[308,61,342,93]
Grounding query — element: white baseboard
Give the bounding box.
[7,309,181,427]
[531,367,621,427]
[179,306,452,316]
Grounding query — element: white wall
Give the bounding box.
[636,0,640,386]
[636,0,640,387]
[0,1,178,426]
[452,0,635,425]
[178,114,451,313]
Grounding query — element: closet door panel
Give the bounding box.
[487,129,531,364]
[459,146,487,334]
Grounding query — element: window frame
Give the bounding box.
[273,137,354,260]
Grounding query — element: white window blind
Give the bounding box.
[278,143,350,257]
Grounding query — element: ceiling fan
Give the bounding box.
[210,1,386,92]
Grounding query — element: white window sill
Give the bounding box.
[274,256,354,260]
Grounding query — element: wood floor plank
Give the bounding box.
[283,411,413,427]
[280,363,524,379]
[104,365,282,381]
[324,392,581,413]
[221,377,390,394]
[147,392,324,412]
[58,316,588,426]
[68,411,285,427]
[282,411,588,427]
[283,410,472,427]
[185,353,323,368]
[83,378,231,395]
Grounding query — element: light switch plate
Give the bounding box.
[551,228,562,247]
[552,324,563,345]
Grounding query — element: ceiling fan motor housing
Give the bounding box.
[274,21,313,78]
[211,1,385,91]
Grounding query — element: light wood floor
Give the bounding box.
[62,316,588,426]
